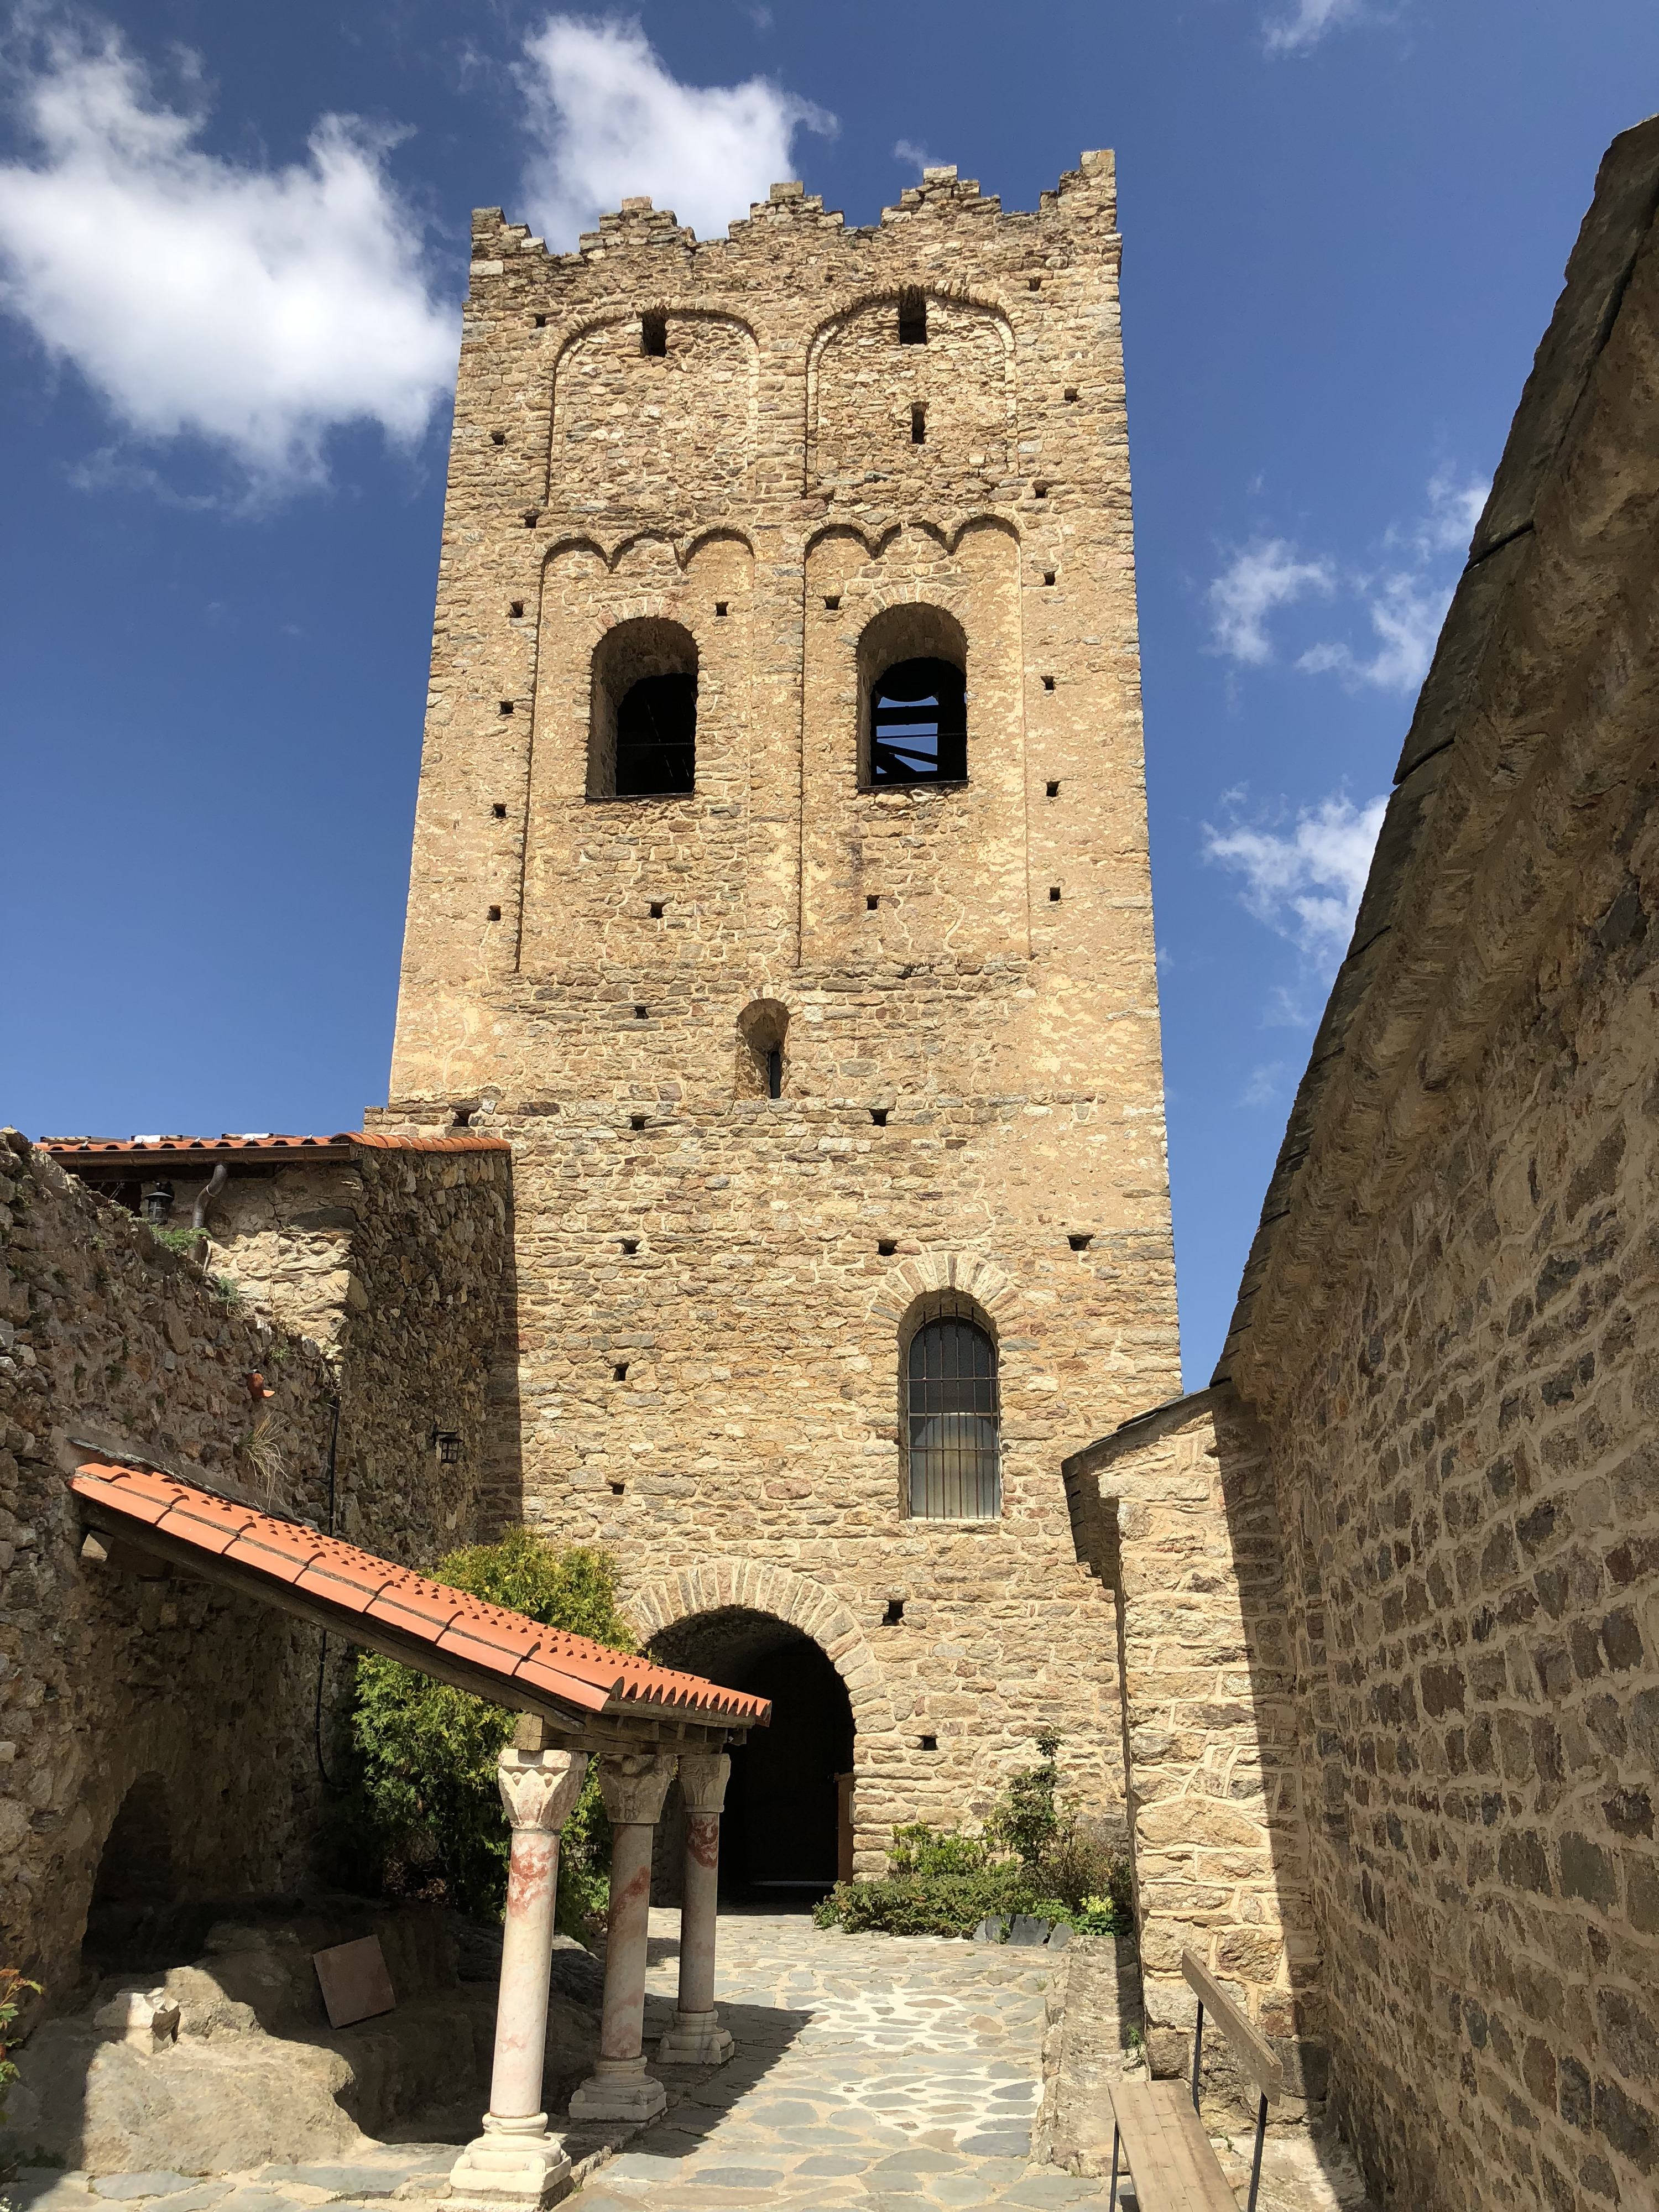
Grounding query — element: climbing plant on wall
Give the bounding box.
[348,1530,634,1929]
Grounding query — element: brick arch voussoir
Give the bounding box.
[623,1558,897,1738]
[869,1249,1021,1337]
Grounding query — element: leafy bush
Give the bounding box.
[813,1732,1135,1942]
[1,1966,41,2125]
[349,1531,633,1931]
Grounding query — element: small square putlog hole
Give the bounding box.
[824,593,841,611]
[613,1363,629,1381]
[493,802,508,818]
[920,1734,938,1751]
[1046,781,1060,798]
[1069,1232,1093,1251]
[609,1481,625,1496]
[878,1238,897,1256]
[629,1114,646,1131]
[1048,886,1062,902]
[620,1237,640,1254]
[633,1004,648,1019]
[487,905,502,921]
[882,1598,904,1626]
[649,900,665,917]
[866,894,879,911]
[870,1108,888,1126]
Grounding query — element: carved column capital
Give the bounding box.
[676,1751,731,1816]
[496,1746,588,1833]
[593,1750,677,1827]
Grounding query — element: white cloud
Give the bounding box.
[0,24,456,493]
[1211,473,1489,694]
[1207,539,1334,666]
[1204,790,1388,958]
[519,15,836,250]
[1264,0,1364,54]
[893,138,938,174]
[1239,1062,1291,1108]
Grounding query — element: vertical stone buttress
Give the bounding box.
[384,159,1180,1865]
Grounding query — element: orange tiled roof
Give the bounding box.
[70,1462,768,1734]
[43,1132,509,1163]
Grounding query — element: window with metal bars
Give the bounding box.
[870,658,967,784]
[902,1297,1000,1520]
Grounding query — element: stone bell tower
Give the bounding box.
[384,156,1180,1880]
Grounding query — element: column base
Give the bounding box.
[447,2113,571,2210]
[568,2054,668,2123]
[657,2009,733,2065]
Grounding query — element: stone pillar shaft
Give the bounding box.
[568,1753,677,2124]
[448,1733,587,2211]
[659,1751,733,2065]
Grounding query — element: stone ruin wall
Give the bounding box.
[381,154,1181,1864]
[0,1134,510,2015]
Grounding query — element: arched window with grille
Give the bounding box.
[901,1295,1000,1520]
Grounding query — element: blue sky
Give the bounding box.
[2,1,1654,1386]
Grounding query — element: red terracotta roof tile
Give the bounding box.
[69,1462,770,1732]
[41,1131,510,1164]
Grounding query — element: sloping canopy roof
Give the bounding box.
[71,1462,768,1740]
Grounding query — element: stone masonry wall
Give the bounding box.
[1215,121,1659,2212]
[1063,1391,1319,2117]
[0,1133,512,2015]
[383,153,1179,1863]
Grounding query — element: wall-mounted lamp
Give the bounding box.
[142,1182,175,1224]
[432,1430,462,1465]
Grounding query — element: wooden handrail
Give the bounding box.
[1180,1950,1284,2103]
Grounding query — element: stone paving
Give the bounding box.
[7,1908,1376,2212]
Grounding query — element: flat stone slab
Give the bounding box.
[93,2177,198,2201]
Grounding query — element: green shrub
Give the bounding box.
[814,1732,1135,1942]
[1,1966,41,2125]
[348,1531,633,1931]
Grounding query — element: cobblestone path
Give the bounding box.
[581,1908,1113,2212]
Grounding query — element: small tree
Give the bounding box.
[349,1531,633,1931]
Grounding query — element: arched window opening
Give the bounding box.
[902,1293,1000,1520]
[588,618,698,800]
[898,288,927,346]
[872,659,967,784]
[855,604,968,790]
[737,998,789,1099]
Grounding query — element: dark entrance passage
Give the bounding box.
[648,1607,854,1903]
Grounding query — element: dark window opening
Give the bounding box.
[615,674,695,795]
[641,311,667,357]
[738,999,788,1100]
[871,1108,888,1126]
[898,288,927,345]
[487,905,502,921]
[882,1598,904,1626]
[613,1363,629,1381]
[649,900,665,917]
[824,594,841,611]
[1068,1232,1093,1251]
[920,1734,938,1750]
[766,1047,782,1100]
[493,802,507,818]
[870,658,967,784]
[905,1302,1000,1521]
[911,403,926,445]
[878,1238,897,1256]
[491,430,506,446]
[1046,781,1060,799]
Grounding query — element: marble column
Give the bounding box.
[657,1752,733,2064]
[568,1751,677,2123]
[448,1727,588,2210]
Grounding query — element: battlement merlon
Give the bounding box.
[463,151,1118,289]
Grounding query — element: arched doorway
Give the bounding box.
[648,1608,853,1902]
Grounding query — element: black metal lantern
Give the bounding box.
[433,1430,462,1465]
[143,1182,175,1224]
